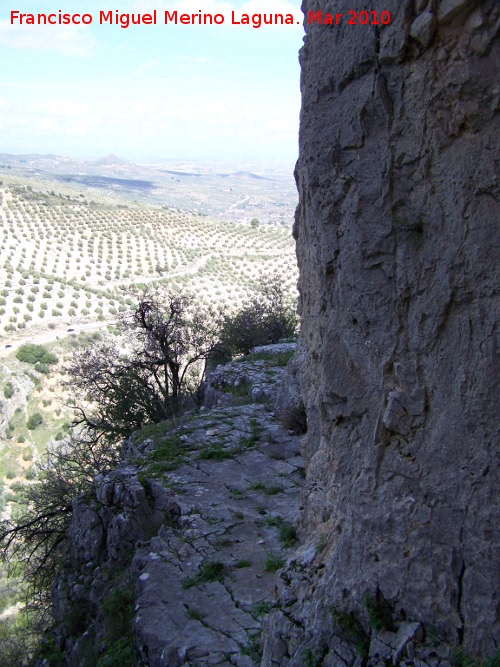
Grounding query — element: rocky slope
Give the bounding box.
[259,0,499,663]
[48,345,305,666]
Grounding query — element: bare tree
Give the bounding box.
[0,433,117,610]
[123,290,225,400]
[66,289,225,443]
[0,288,224,646]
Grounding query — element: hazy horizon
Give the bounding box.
[0,149,297,171]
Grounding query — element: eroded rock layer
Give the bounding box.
[262,0,499,661]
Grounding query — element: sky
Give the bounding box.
[0,0,304,162]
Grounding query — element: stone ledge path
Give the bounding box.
[129,396,304,665]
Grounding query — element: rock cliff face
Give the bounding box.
[261,0,499,661]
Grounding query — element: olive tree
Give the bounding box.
[221,272,298,355]
[67,289,225,444]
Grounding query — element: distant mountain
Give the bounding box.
[0,152,59,162]
[160,169,272,181]
[91,154,129,167]
[0,151,297,222]
[53,173,154,192]
[229,171,271,181]
[160,170,203,177]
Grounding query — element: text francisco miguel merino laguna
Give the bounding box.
[10,9,302,28]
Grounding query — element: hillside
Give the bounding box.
[47,345,305,666]
[0,154,297,223]
[0,176,297,350]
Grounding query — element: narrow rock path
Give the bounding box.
[53,345,304,666]
[130,402,304,666]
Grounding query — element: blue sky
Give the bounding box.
[0,0,304,161]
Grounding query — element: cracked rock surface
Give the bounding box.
[51,348,304,666]
[131,403,303,667]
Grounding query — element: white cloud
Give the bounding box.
[0,0,302,161]
[0,20,95,56]
[175,55,210,64]
[132,59,161,77]
[134,102,162,114]
[36,101,89,117]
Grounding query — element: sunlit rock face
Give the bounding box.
[262,0,499,660]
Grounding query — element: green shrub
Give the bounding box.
[330,606,369,659]
[97,636,135,667]
[27,413,43,430]
[66,599,96,638]
[241,634,262,662]
[262,515,282,527]
[181,560,225,589]
[251,600,274,617]
[3,381,14,399]
[249,481,266,491]
[221,379,250,397]
[197,444,233,461]
[100,585,135,643]
[264,485,283,496]
[221,273,297,355]
[143,431,185,474]
[363,592,393,631]
[27,372,42,388]
[186,607,205,621]
[16,344,58,366]
[278,522,297,548]
[264,553,285,572]
[10,481,24,493]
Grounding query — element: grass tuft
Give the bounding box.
[181,560,225,589]
[264,553,285,572]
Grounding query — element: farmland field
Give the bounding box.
[0,174,297,349]
[0,153,298,224]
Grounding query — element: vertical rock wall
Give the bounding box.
[265,0,499,660]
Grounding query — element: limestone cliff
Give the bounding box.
[261,0,499,661]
